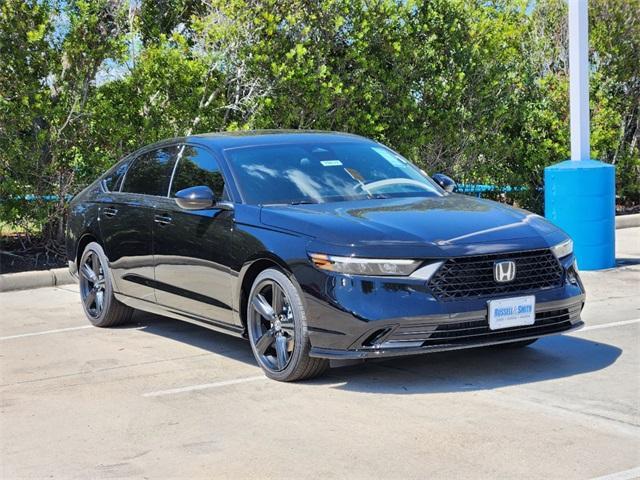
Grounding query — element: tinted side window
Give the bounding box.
[122,147,177,196]
[170,145,226,199]
[102,159,130,192]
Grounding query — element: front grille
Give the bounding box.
[428,249,563,301]
[381,302,582,348]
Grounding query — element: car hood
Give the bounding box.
[260,195,566,257]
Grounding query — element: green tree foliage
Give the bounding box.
[525,0,640,207]
[0,0,129,247]
[590,0,640,202]
[1,0,638,249]
[139,0,206,45]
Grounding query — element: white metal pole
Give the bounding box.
[568,0,590,161]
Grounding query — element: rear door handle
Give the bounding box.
[154,214,172,226]
[103,207,118,217]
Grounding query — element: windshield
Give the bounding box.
[225,141,442,205]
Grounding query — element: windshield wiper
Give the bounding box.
[289,200,319,205]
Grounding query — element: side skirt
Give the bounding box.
[114,292,246,339]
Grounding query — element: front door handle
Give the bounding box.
[103,207,118,217]
[154,214,172,226]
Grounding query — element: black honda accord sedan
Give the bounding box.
[66,131,585,381]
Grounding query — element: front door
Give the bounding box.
[153,144,234,325]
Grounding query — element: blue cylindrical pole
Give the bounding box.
[544,0,616,270]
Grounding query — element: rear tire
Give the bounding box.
[78,242,133,327]
[247,268,328,382]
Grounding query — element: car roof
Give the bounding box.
[187,130,372,149]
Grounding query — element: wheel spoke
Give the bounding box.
[81,263,98,283]
[95,290,104,312]
[91,252,100,276]
[84,288,97,309]
[255,328,275,355]
[275,335,288,370]
[252,294,275,321]
[271,281,284,315]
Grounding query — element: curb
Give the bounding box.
[0,268,76,293]
[616,213,640,229]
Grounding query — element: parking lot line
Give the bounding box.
[142,375,266,397]
[0,325,92,341]
[579,318,640,332]
[589,466,640,480]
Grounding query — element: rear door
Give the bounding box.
[153,144,235,324]
[99,146,178,302]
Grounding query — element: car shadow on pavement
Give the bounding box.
[126,312,621,394]
[124,311,257,366]
[616,257,640,266]
[312,335,622,394]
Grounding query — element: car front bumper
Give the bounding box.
[300,253,585,360]
[308,295,584,359]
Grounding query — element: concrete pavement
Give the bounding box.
[1,229,639,479]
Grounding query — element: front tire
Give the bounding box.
[247,268,328,382]
[78,242,133,327]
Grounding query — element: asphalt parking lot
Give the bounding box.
[1,228,639,479]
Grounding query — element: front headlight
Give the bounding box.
[309,253,421,276]
[551,239,573,259]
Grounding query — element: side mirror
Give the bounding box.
[432,173,457,193]
[175,186,215,210]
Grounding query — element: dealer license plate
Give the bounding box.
[488,296,536,330]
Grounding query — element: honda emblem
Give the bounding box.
[494,261,516,283]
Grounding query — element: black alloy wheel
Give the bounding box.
[249,278,296,371]
[78,242,133,327]
[247,269,328,381]
[79,249,107,319]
